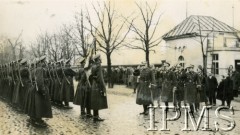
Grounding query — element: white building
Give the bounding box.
[162,15,240,81]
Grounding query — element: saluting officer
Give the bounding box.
[183,64,198,113]
[60,59,76,109]
[160,62,175,111]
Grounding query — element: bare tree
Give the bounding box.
[30,32,51,58]
[7,31,23,61]
[125,2,163,67]
[86,2,131,88]
[72,11,94,58]
[59,25,75,60]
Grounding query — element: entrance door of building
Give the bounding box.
[235,60,240,72]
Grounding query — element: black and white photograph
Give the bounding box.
[0,0,240,134]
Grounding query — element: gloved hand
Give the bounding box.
[100,90,106,97]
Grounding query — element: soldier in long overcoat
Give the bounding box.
[18,59,31,111]
[11,60,21,109]
[60,59,76,109]
[89,54,108,121]
[174,65,185,109]
[183,65,198,113]
[160,62,175,110]
[25,56,52,127]
[195,65,207,111]
[53,61,63,107]
[74,57,92,117]
[136,62,156,115]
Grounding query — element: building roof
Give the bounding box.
[163,15,239,40]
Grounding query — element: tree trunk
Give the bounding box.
[12,47,16,61]
[145,49,150,67]
[106,53,112,88]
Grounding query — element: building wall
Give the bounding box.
[163,32,240,82]
[163,37,204,69]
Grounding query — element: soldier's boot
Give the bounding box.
[93,110,104,122]
[80,106,86,115]
[227,100,231,108]
[64,101,73,109]
[86,108,93,118]
[221,100,224,106]
[178,102,181,109]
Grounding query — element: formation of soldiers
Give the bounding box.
[0,52,108,127]
[0,53,239,128]
[135,61,240,115]
[0,56,54,127]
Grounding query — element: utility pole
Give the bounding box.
[232,0,235,28]
[186,0,188,19]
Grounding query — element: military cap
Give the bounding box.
[141,61,147,65]
[93,54,101,60]
[56,59,63,65]
[17,59,22,63]
[20,59,28,65]
[38,55,46,63]
[163,62,170,67]
[65,59,71,64]
[186,64,194,69]
[79,57,85,63]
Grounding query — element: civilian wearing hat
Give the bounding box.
[26,56,52,127]
[60,59,76,109]
[216,75,226,106]
[89,54,108,121]
[217,73,234,107]
[206,72,218,106]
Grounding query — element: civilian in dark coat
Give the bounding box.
[206,72,218,105]
[216,75,225,105]
[217,74,234,107]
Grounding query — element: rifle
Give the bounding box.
[28,60,33,85]
[11,62,16,85]
[17,60,24,87]
[45,61,53,82]
[34,59,38,91]
[7,63,10,86]
[54,62,61,85]
[60,61,70,84]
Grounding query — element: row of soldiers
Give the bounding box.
[135,62,238,115]
[0,53,108,127]
[0,56,78,127]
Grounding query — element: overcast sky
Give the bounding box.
[1,0,240,65]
